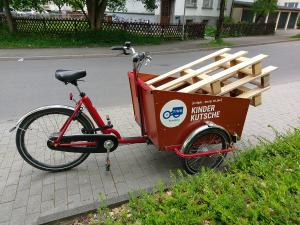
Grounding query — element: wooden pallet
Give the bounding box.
[146,48,277,106]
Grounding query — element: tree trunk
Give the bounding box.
[3,0,16,33]
[86,0,108,30]
[215,0,226,40]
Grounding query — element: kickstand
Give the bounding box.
[104,140,114,171]
[106,157,111,171]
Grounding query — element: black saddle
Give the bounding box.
[55,70,86,85]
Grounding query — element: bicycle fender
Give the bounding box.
[9,105,94,132]
[181,121,232,153]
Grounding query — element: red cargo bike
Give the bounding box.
[11,42,250,174]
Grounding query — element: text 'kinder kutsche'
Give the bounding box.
[190,105,220,121]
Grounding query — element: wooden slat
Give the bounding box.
[219,53,249,63]
[178,54,268,93]
[156,51,248,91]
[183,69,251,93]
[156,69,212,92]
[217,66,277,96]
[237,86,271,99]
[145,48,231,85]
[218,54,254,75]
[222,79,250,93]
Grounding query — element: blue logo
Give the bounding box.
[162,106,184,119]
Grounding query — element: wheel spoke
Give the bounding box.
[183,131,228,174]
[17,109,91,171]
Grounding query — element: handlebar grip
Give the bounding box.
[111,46,124,51]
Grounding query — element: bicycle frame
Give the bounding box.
[53,94,147,148]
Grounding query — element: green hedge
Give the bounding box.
[0,25,164,48]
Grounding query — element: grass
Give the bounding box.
[291,33,300,39]
[204,25,242,38]
[88,127,300,225]
[0,25,164,48]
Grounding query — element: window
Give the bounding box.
[186,19,194,24]
[186,0,197,8]
[217,0,227,10]
[284,2,299,8]
[202,0,214,9]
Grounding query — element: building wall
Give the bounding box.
[172,0,233,25]
[231,7,243,22]
[107,0,155,23]
[124,0,150,13]
[232,1,300,30]
[277,0,300,8]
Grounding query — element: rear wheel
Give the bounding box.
[182,128,230,174]
[16,107,94,172]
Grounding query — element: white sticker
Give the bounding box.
[160,99,187,128]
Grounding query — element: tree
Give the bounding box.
[251,0,277,24]
[3,0,16,32]
[83,0,156,30]
[68,0,88,19]
[53,0,65,12]
[138,0,157,12]
[11,0,45,10]
[5,0,157,32]
[215,0,226,40]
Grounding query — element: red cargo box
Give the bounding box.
[128,72,250,150]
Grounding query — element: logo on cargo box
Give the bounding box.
[160,100,187,128]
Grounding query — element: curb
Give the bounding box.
[36,160,229,225]
[0,38,299,61]
[35,185,160,225]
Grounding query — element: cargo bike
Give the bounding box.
[11,42,276,174]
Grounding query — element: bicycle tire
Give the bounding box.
[16,107,95,172]
[181,128,229,175]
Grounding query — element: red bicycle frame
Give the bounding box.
[53,94,147,148]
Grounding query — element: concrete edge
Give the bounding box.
[35,185,165,225]
[1,38,299,62]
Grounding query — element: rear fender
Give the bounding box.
[9,105,94,132]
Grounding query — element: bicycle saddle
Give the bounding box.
[55,70,86,84]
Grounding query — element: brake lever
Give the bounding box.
[144,57,152,66]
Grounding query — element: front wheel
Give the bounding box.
[16,107,95,172]
[181,128,230,174]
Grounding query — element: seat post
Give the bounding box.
[73,83,85,97]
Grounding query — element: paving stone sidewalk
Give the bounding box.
[0,81,300,225]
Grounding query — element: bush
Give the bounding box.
[224,16,234,24]
[93,128,300,225]
[205,26,216,37]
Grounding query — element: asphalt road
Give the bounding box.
[1,41,300,121]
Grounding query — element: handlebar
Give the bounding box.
[111,46,131,55]
[111,42,152,71]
